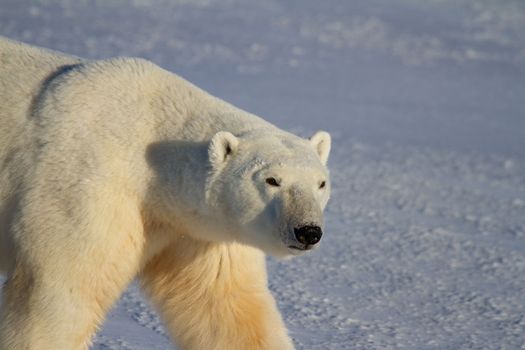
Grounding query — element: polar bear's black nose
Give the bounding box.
[294,225,323,245]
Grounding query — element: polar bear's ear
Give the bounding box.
[209,131,239,167]
[309,131,331,165]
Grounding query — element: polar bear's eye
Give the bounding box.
[265,177,280,187]
[319,181,326,189]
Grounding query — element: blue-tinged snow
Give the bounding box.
[1,0,524,349]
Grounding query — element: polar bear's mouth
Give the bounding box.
[287,244,314,252]
[286,245,306,256]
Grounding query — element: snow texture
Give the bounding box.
[1,0,524,349]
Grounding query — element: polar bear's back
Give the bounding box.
[0,37,81,161]
[0,37,81,123]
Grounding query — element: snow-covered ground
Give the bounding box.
[1,0,525,349]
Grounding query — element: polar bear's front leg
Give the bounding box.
[0,188,145,349]
[0,265,103,350]
[141,238,295,350]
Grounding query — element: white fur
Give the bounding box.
[0,37,331,349]
[208,131,239,167]
[309,131,331,165]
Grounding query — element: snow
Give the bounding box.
[1,0,524,349]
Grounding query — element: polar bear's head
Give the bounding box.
[205,129,331,258]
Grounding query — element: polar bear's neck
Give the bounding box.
[142,72,277,228]
[143,144,240,246]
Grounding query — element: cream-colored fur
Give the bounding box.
[0,37,331,349]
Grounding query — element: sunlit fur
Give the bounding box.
[141,237,294,350]
[0,37,330,349]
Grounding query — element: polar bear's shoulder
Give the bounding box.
[0,36,172,94]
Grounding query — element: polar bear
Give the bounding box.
[0,37,331,350]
